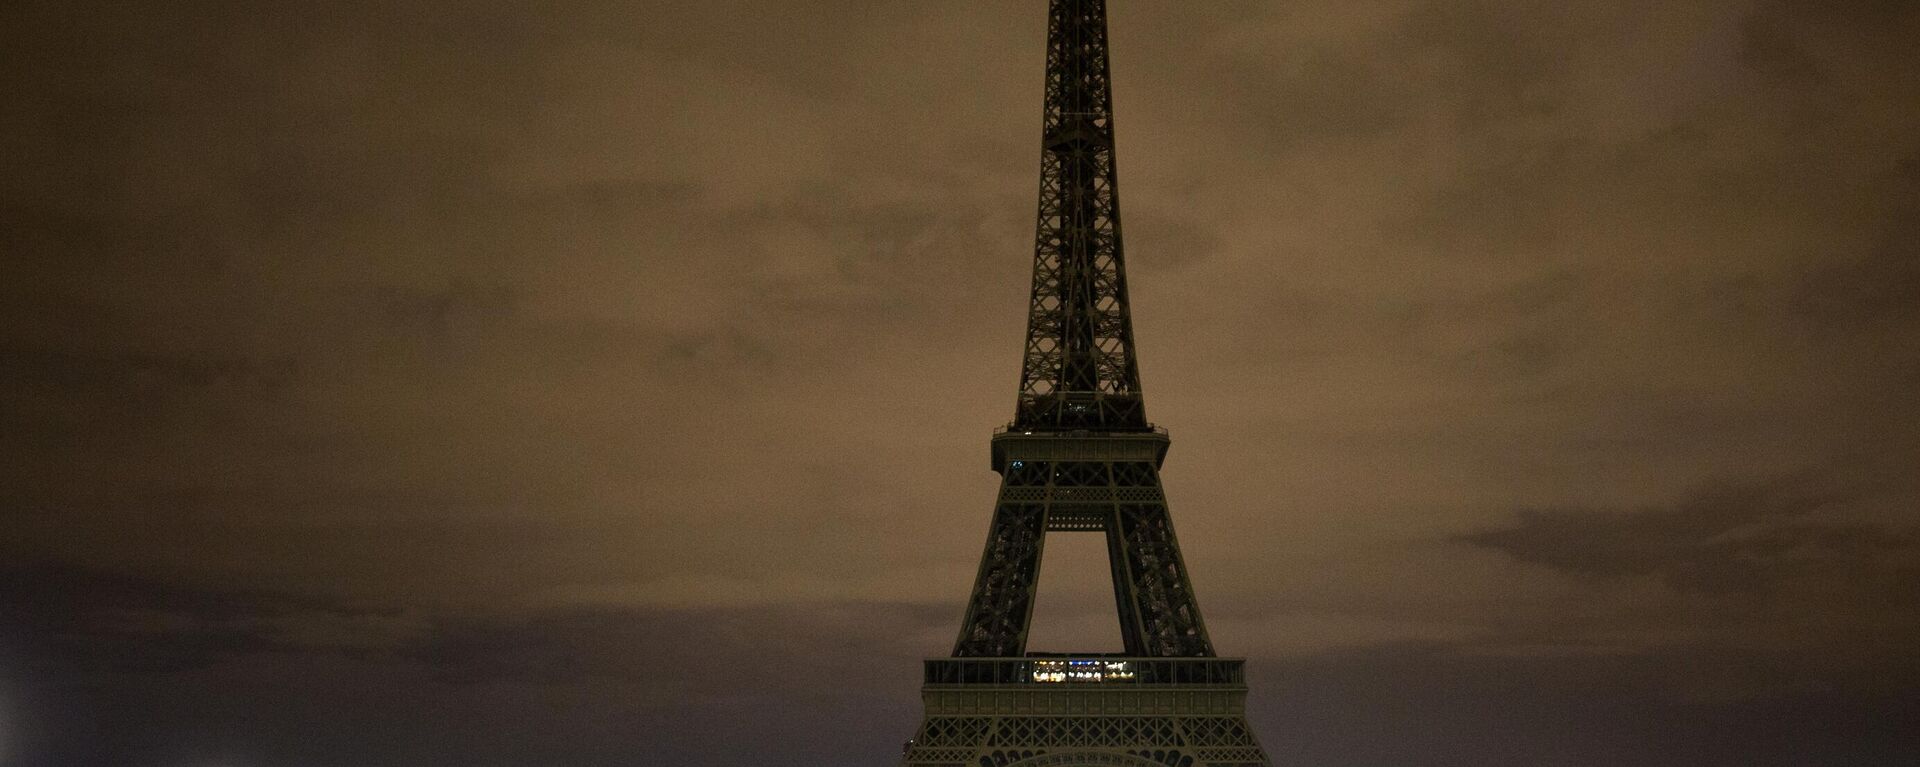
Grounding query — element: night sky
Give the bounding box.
[4,1,1919,765]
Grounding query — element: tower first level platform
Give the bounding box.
[901,657,1268,767]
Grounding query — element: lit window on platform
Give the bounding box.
[1030,659,1135,683]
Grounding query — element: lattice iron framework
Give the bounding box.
[954,0,1209,662]
[901,2,1270,765]
[1015,0,1145,432]
[953,449,1214,659]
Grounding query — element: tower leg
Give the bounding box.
[952,498,1048,657]
[1111,498,1214,658]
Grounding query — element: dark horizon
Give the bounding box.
[4,1,1918,765]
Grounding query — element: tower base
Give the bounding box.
[900,657,1270,767]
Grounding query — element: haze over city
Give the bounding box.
[3,1,1917,765]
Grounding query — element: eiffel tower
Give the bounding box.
[899,2,1271,766]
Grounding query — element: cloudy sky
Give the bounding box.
[3,0,1917,765]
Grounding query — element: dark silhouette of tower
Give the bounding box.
[899,2,1271,765]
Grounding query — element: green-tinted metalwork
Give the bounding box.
[900,2,1272,765]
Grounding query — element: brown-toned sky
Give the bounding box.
[4,1,1918,765]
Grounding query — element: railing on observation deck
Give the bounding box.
[923,657,1244,686]
[992,423,1169,437]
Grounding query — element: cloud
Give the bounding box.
[0,560,951,765]
[1460,476,1919,593]
[1455,475,1920,699]
[1254,643,1920,767]
[3,0,1919,764]
[0,564,432,675]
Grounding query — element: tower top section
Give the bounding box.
[1012,0,1149,433]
